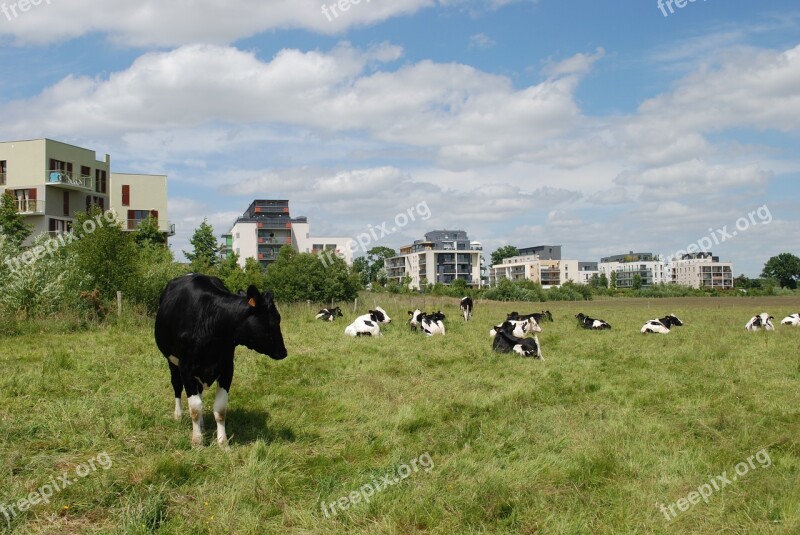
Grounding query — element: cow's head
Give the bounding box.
[507,312,520,320]
[663,314,684,328]
[332,307,343,317]
[575,313,586,321]
[237,285,287,360]
[543,310,553,322]
[370,306,392,324]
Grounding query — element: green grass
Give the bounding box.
[1,296,799,534]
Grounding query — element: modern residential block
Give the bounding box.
[599,252,667,288]
[0,138,173,243]
[385,230,482,289]
[222,199,352,269]
[669,252,733,289]
[487,253,580,288]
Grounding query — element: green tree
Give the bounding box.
[609,271,617,289]
[632,273,643,290]
[68,206,138,300]
[133,215,166,247]
[366,246,396,283]
[491,245,519,266]
[0,192,32,247]
[599,273,609,288]
[450,277,468,294]
[761,253,800,289]
[265,246,360,302]
[352,256,370,286]
[184,218,220,270]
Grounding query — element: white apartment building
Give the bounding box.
[598,252,667,288]
[488,254,580,288]
[669,252,733,289]
[385,230,482,289]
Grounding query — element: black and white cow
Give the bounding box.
[408,309,425,332]
[576,313,611,330]
[420,311,446,336]
[641,314,684,334]
[508,310,553,324]
[154,274,287,447]
[745,312,775,331]
[780,313,800,326]
[490,317,541,338]
[492,321,543,359]
[460,297,474,321]
[344,307,392,337]
[315,307,343,321]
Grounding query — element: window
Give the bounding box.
[81,165,91,179]
[121,185,130,206]
[0,160,6,185]
[95,170,107,193]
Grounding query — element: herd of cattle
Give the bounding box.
[154,274,800,446]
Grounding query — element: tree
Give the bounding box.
[450,277,468,294]
[609,271,617,289]
[0,192,32,247]
[265,246,360,302]
[599,273,609,289]
[352,257,370,286]
[491,245,519,266]
[133,215,166,247]
[366,246,396,283]
[184,218,220,270]
[761,253,800,289]
[632,273,643,290]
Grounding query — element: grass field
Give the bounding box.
[1,295,799,534]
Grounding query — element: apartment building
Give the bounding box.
[577,261,599,284]
[669,252,733,290]
[221,199,352,269]
[0,138,173,242]
[385,230,482,289]
[599,252,667,288]
[109,173,174,238]
[487,254,580,288]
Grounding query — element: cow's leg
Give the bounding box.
[168,360,183,420]
[180,368,204,446]
[215,359,234,448]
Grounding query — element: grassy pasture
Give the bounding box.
[1,295,799,534]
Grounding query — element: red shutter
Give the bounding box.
[28,188,37,200]
[150,210,158,221]
[128,210,135,230]
[121,185,130,206]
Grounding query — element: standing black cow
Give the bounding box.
[155,274,287,447]
[460,297,474,321]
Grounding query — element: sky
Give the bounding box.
[1,0,798,276]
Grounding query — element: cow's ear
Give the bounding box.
[262,290,275,308]
[246,285,260,307]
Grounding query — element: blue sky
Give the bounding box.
[1,0,798,275]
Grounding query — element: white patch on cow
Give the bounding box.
[781,314,800,326]
[641,321,670,334]
[213,387,229,448]
[188,394,204,446]
[315,312,325,320]
[194,377,212,389]
[174,398,183,420]
[168,356,180,366]
[534,334,543,360]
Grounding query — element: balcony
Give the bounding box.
[124,219,176,236]
[46,170,94,191]
[257,236,292,245]
[16,199,45,215]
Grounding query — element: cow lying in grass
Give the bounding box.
[780,313,800,326]
[344,307,392,337]
[489,317,541,338]
[508,310,553,324]
[575,313,611,330]
[492,321,543,359]
[745,312,774,331]
[315,307,343,321]
[408,310,446,336]
[641,314,684,334]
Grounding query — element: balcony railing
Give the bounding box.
[258,236,292,245]
[124,219,175,236]
[46,170,94,190]
[15,199,45,214]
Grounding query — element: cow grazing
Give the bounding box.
[780,313,800,326]
[315,307,343,321]
[490,317,541,338]
[492,321,543,359]
[154,274,287,447]
[575,313,611,330]
[641,314,684,334]
[344,307,392,337]
[460,297,474,321]
[508,310,553,324]
[746,312,775,331]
